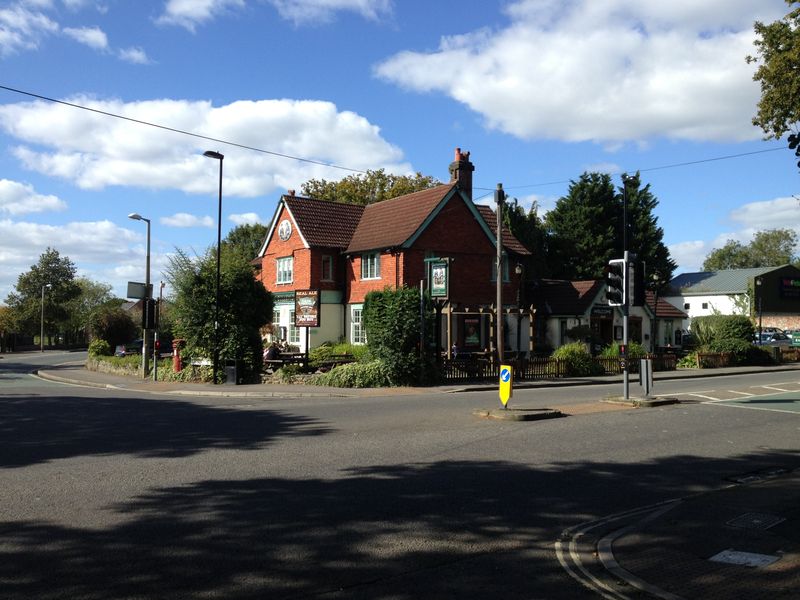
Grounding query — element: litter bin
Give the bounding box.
[224,359,239,385]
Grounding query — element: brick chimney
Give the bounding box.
[448,147,474,200]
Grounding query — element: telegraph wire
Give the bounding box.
[0,84,787,187]
[0,84,366,174]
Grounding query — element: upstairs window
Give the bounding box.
[322,255,334,281]
[361,252,380,280]
[276,256,293,284]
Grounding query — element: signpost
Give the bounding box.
[499,364,513,409]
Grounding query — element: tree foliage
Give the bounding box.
[543,172,675,282]
[88,305,139,347]
[166,246,273,382]
[4,248,81,338]
[301,169,441,205]
[748,1,800,140]
[503,198,550,278]
[702,228,798,270]
[223,223,268,261]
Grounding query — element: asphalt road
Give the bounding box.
[1,352,799,599]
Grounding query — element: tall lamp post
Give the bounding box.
[755,276,763,344]
[204,150,224,384]
[40,283,51,352]
[515,263,524,355]
[128,212,151,378]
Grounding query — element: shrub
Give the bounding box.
[551,342,604,377]
[599,341,647,359]
[312,359,392,388]
[88,338,112,357]
[706,338,754,365]
[309,341,370,367]
[274,364,303,383]
[715,316,755,343]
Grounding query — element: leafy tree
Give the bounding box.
[702,228,798,270]
[503,198,550,278]
[748,2,800,144]
[88,305,139,347]
[0,305,18,352]
[301,169,441,205]
[64,278,119,345]
[166,246,273,382]
[545,173,618,279]
[544,172,675,282]
[223,223,268,260]
[4,248,81,341]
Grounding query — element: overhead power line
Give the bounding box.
[0,84,366,174]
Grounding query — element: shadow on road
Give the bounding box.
[1,451,798,599]
[0,394,332,468]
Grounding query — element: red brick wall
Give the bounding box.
[260,206,309,292]
[346,252,400,303]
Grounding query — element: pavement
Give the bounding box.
[16,356,800,599]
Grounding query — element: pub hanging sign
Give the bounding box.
[430,260,449,297]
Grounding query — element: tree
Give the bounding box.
[166,246,273,382]
[5,248,81,341]
[748,1,800,139]
[544,172,676,282]
[223,223,268,261]
[64,278,119,345]
[702,228,798,270]
[545,173,618,279]
[748,1,800,169]
[88,305,138,347]
[503,198,550,278]
[301,169,441,205]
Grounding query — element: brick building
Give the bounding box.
[256,149,531,353]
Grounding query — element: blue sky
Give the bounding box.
[0,0,797,301]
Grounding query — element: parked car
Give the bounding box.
[114,339,143,356]
[757,332,792,346]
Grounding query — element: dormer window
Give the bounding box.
[361,252,380,280]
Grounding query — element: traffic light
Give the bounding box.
[142,298,158,329]
[606,258,627,306]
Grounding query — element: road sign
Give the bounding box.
[499,364,513,407]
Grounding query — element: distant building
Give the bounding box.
[664,265,800,331]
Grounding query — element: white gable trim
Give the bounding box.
[257,198,310,257]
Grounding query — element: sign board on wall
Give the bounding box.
[294,290,320,327]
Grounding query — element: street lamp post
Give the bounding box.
[128,212,151,378]
[40,283,51,352]
[204,150,224,384]
[756,276,763,343]
[515,263,523,355]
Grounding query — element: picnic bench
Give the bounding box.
[264,352,308,371]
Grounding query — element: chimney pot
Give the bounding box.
[288,189,295,196]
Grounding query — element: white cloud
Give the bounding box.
[62,25,108,49]
[375,0,785,144]
[0,4,58,56]
[267,0,392,25]
[0,96,411,197]
[583,162,621,175]
[0,179,66,214]
[668,240,708,273]
[229,212,262,225]
[160,212,214,228]
[156,0,245,32]
[118,46,150,64]
[729,196,800,230]
[0,217,139,300]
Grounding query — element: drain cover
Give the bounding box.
[726,512,786,530]
[709,549,780,568]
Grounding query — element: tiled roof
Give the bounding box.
[283,195,365,249]
[529,279,604,315]
[646,291,687,319]
[474,205,532,256]
[668,267,778,295]
[346,184,455,253]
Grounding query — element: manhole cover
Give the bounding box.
[726,512,785,530]
[709,549,780,568]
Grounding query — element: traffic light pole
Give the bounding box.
[623,250,630,400]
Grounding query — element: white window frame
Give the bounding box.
[276,256,293,284]
[321,255,334,281]
[351,306,366,345]
[289,309,300,344]
[361,252,381,280]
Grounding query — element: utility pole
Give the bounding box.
[495,183,505,364]
[621,175,631,400]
